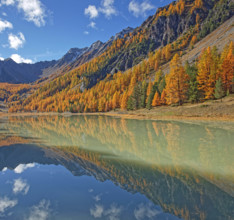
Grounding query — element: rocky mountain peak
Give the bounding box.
[114,26,134,40]
[89,40,104,51]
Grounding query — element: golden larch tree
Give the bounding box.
[221,42,234,93]
[152,92,161,107]
[120,91,128,110]
[165,54,189,105]
[161,90,166,105]
[197,47,219,99]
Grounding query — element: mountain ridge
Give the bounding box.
[0,26,134,84]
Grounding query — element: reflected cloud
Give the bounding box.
[134,203,161,220]
[88,189,94,193]
[104,204,122,220]
[0,196,18,216]
[26,200,51,220]
[13,178,30,195]
[90,204,104,218]
[90,203,122,220]
[14,163,35,174]
[1,167,7,172]
[93,194,101,202]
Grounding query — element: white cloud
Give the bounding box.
[0,0,15,6]
[13,178,30,195]
[99,0,117,18]
[11,54,33,64]
[0,196,17,214]
[26,200,51,220]
[1,0,46,26]
[85,5,99,19]
[14,163,35,173]
[88,21,96,29]
[90,204,104,218]
[2,12,7,16]
[8,32,25,50]
[84,31,89,35]
[129,0,155,17]
[85,1,117,20]
[17,0,46,27]
[134,203,161,220]
[0,19,13,33]
[0,57,4,61]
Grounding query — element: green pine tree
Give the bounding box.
[185,62,200,103]
[214,78,225,100]
[140,81,147,108]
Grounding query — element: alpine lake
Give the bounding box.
[0,115,233,220]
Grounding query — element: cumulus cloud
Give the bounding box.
[0,19,13,33]
[88,21,96,29]
[90,204,104,218]
[14,163,35,173]
[99,0,117,18]
[11,54,33,64]
[13,178,30,195]
[129,0,155,17]
[8,32,25,50]
[0,0,15,6]
[1,0,46,27]
[0,196,17,214]
[17,0,46,27]
[134,203,161,220]
[85,5,99,19]
[26,200,51,220]
[0,57,4,61]
[85,0,117,20]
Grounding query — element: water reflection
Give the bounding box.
[0,115,234,219]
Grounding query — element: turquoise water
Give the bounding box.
[0,116,233,220]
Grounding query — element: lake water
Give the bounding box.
[0,115,233,220]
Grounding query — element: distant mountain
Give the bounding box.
[0,27,134,84]
[41,27,134,78]
[0,59,56,84]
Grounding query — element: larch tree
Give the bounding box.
[112,91,120,110]
[165,54,189,105]
[120,91,128,110]
[152,92,161,107]
[221,42,234,93]
[197,47,219,99]
[161,90,166,105]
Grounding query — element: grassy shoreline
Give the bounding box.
[1,95,234,122]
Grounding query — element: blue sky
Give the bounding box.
[0,0,173,63]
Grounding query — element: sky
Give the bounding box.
[0,0,173,64]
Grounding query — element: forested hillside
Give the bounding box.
[7,0,234,113]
